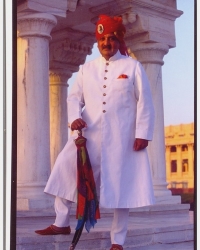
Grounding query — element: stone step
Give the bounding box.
[17,203,191,219]
[123,241,194,250]
[16,207,194,250]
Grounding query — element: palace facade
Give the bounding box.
[165,123,194,190]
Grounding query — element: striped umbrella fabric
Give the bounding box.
[69,130,100,250]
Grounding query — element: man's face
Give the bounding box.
[97,33,120,60]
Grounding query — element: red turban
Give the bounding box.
[95,15,129,56]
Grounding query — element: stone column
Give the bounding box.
[49,70,70,169]
[129,42,180,204]
[17,12,57,210]
[48,38,94,169]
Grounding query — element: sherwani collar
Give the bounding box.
[100,50,124,62]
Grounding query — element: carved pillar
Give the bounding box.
[129,42,180,203]
[48,38,94,169]
[49,70,70,169]
[17,12,57,210]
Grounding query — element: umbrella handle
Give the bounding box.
[77,130,82,137]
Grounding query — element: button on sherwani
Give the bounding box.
[45,51,155,208]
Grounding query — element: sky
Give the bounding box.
[162,0,194,126]
[68,0,195,127]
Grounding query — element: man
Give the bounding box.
[35,15,155,250]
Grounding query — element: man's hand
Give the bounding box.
[133,138,148,151]
[70,118,87,131]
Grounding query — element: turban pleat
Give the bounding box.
[95,15,129,56]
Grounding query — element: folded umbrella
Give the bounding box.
[69,130,100,250]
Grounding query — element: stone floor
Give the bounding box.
[16,204,194,250]
[126,242,194,250]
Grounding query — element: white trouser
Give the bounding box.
[53,196,72,227]
[110,208,129,245]
[53,196,129,245]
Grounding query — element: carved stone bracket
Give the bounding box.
[125,14,176,47]
[51,27,96,44]
[64,39,93,55]
[49,37,94,75]
[121,0,182,48]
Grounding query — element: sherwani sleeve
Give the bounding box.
[67,66,85,125]
[134,61,155,140]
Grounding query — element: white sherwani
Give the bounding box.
[45,51,155,208]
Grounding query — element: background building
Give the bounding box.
[165,123,194,191]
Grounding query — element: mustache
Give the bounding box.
[102,45,111,49]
